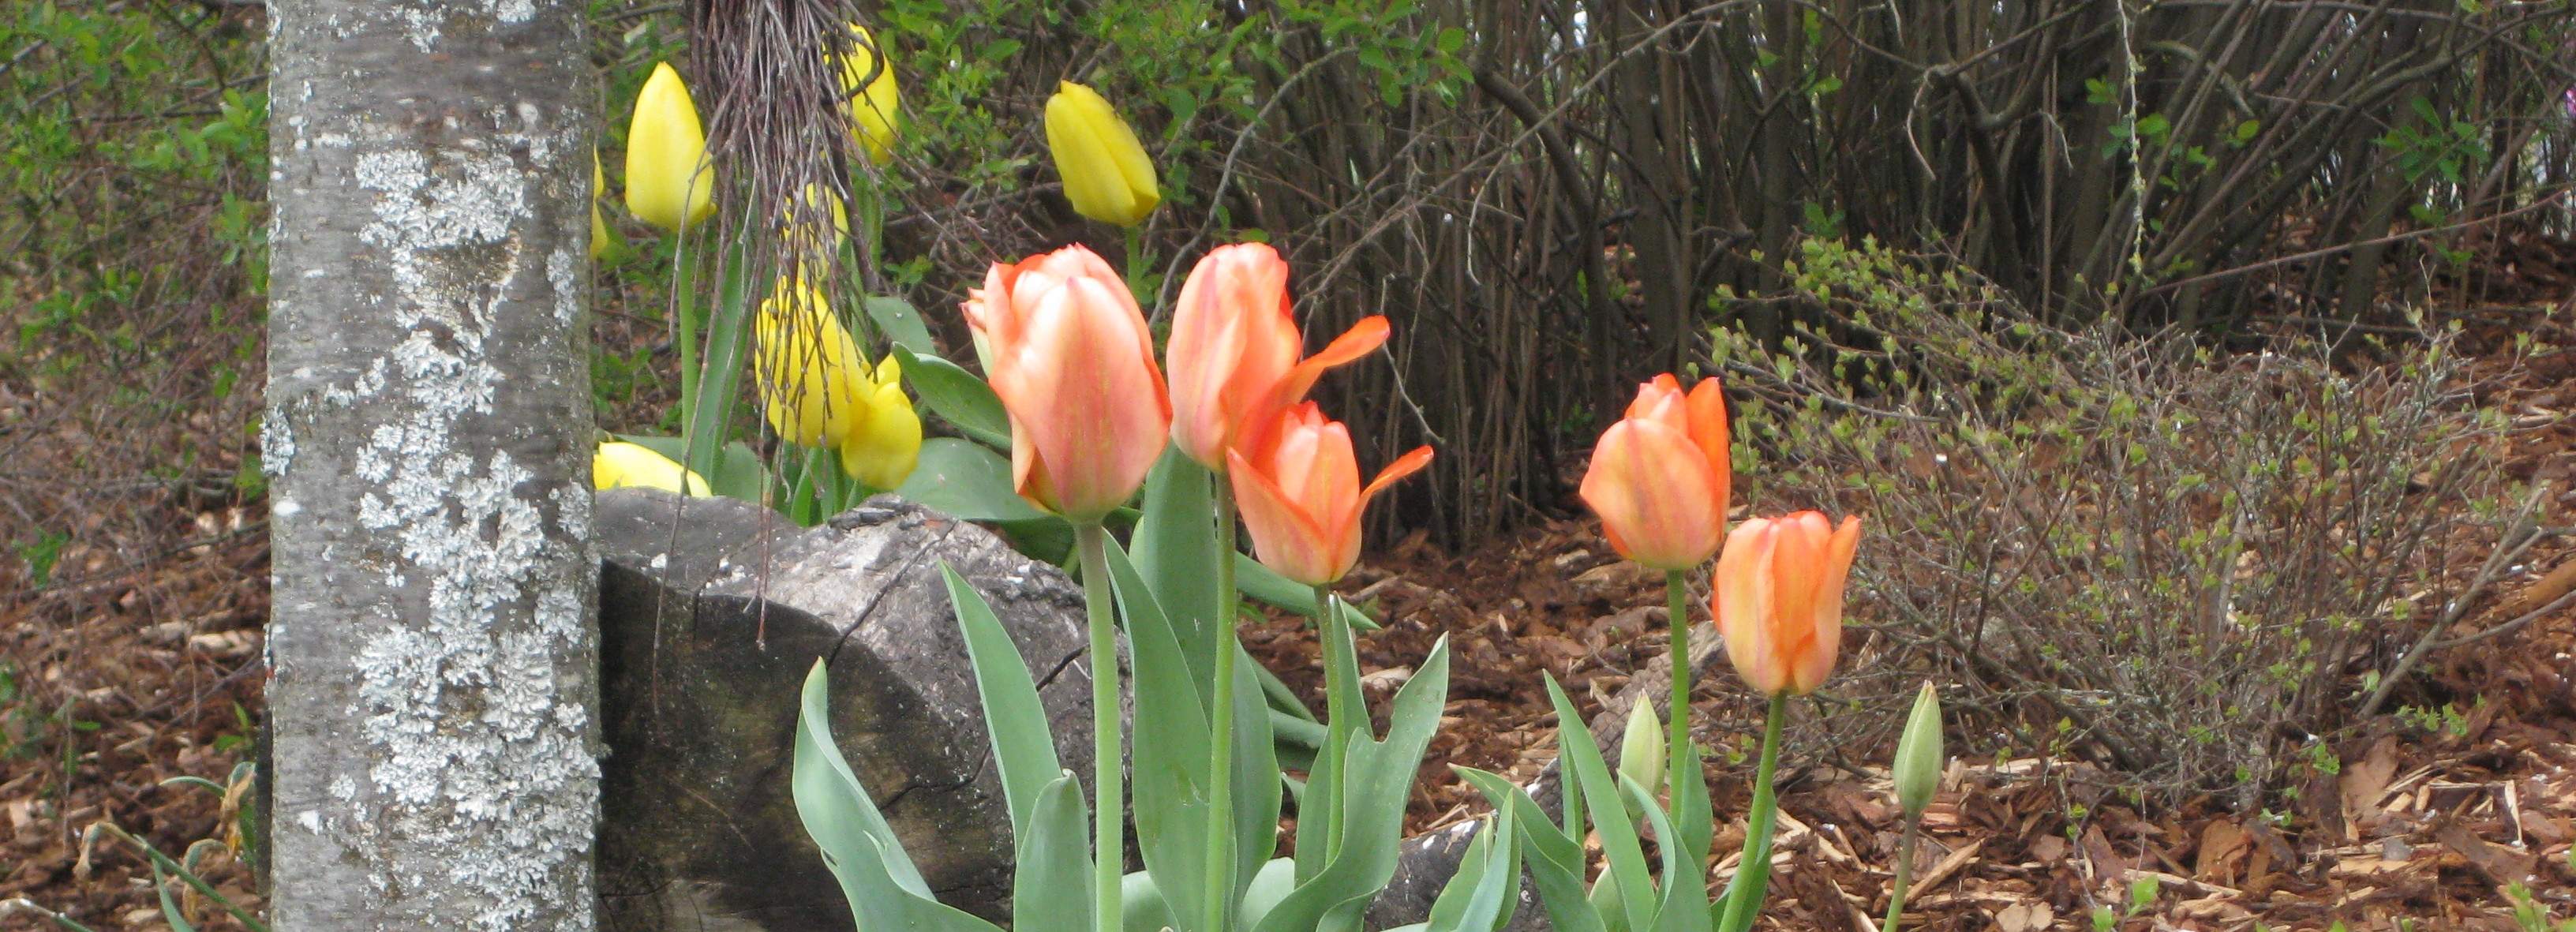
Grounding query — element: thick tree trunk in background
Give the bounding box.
[264,1,598,929]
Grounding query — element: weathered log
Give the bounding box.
[592,488,1096,931]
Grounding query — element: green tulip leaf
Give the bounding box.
[1132,448,1223,692]
[1237,858,1299,932]
[1237,557,1381,630]
[1009,773,1095,932]
[1253,637,1451,932]
[792,660,953,921]
[1456,767,1604,932]
[890,346,1012,450]
[894,438,1075,563]
[1421,810,1517,932]
[943,563,1062,837]
[1546,676,1659,932]
[1102,539,1213,932]
[1123,870,1179,932]
[866,295,939,357]
[1623,773,1710,932]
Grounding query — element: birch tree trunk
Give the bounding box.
[263,1,599,928]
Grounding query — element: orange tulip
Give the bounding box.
[1713,511,1861,696]
[1578,375,1732,571]
[1227,402,1432,586]
[961,245,1172,522]
[1167,242,1390,472]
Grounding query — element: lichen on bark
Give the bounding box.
[264,1,600,929]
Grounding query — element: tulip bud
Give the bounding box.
[1713,511,1861,696]
[961,245,1172,522]
[839,24,900,164]
[594,441,711,496]
[841,354,922,491]
[754,274,872,449]
[1043,81,1159,226]
[1616,698,1666,799]
[625,62,716,231]
[1893,681,1943,818]
[1227,402,1432,586]
[1580,375,1731,571]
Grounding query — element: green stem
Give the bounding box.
[1201,484,1241,932]
[672,234,700,434]
[1075,523,1125,932]
[1717,692,1789,932]
[1883,813,1922,932]
[1665,569,1692,818]
[1122,224,1150,311]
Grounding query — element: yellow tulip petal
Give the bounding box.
[625,62,715,231]
[594,441,712,496]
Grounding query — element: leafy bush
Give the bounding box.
[1714,237,2508,801]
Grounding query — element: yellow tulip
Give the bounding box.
[594,441,711,496]
[625,62,716,231]
[1043,81,1159,226]
[783,183,849,254]
[841,354,921,490]
[754,274,872,448]
[590,149,616,260]
[839,25,900,164]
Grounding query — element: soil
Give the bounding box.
[4,305,2574,931]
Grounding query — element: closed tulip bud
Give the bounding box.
[625,62,715,231]
[961,245,1171,522]
[1228,402,1432,586]
[1893,681,1943,818]
[1616,698,1666,799]
[754,273,873,449]
[1713,511,1861,696]
[841,354,921,491]
[1044,81,1159,226]
[839,24,900,164]
[1167,242,1391,471]
[594,441,710,496]
[1580,375,1731,571]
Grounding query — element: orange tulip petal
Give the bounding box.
[1578,420,1721,570]
[1267,316,1390,410]
[1361,445,1435,501]
[1168,244,1298,469]
[1684,376,1732,507]
[1715,518,1782,695]
[1228,446,1339,586]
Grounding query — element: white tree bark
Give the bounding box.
[263,1,598,929]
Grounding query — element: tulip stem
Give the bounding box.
[1122,224,1151,313]
[1074,522,1124,932]
[1664,569,1692,822]
[672,233,700,434]
[1716,691,1788,932]
[1883,810,1921,932]
[1201,483,1241,932]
